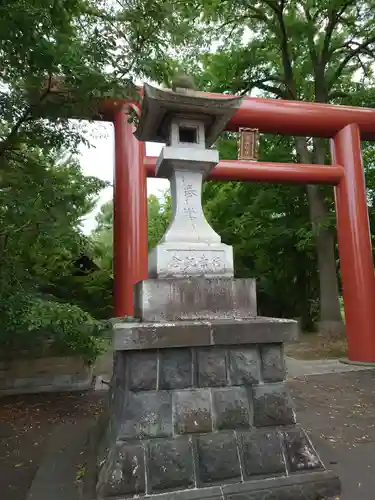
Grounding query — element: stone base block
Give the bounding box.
[113,317,298,351]
[96,427,340,499]
[148,241,234,278]
[135,277,257,321]
[93,313,339,500]
[94,338,340,499]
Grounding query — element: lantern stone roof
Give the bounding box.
[134,83,243,147]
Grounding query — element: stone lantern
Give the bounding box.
[93,84,340,500]
[136,84,237,279]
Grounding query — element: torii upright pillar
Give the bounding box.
[331,124,375,363]
[113,105,148,317]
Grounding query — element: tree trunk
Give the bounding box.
[295,137,344,335]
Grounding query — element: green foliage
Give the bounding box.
[0,293,108,364]
[92,192,172,272]
[0,0,198,358]
[148,193,172,250]
[0,149,106,294]
[91,200,113,271]
[0,146,109,360]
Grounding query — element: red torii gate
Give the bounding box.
[102,93,375,364]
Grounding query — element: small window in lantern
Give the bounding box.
[179,126,198,144]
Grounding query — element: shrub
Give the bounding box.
[0,293,109,364]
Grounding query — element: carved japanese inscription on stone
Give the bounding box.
[166,251,225,275]
[163,169,221,244]
[182,176,199,232]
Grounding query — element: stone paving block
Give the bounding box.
[197,432,241,485]
[253,385,296,427]
[147,436,195,492]
[120,391,172,439]
[197,347,228,387]
[128,351,158,391]
[238,430,286,477]
[97,442,145,497]
[159,348,193,389]
[261,344,286,383]
[282,427,323,473]
[229,347,260,385]
[173,389,212,434]
[212,387,251,430]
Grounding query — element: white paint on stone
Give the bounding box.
[149,244,233,278]
[150,116,234,278]
[163,170,221,244]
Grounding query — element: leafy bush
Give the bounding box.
[0,293,109,364]
[47,269,113,320]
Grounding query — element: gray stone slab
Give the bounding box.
[135,278,257,321]
[113,317,298,351]
[159,348,193,389]
[261,344,286,382]
[253,384,296,427]
[197,347,228,387]
[212,387,251,431]
[111,471,340,500]
[220,471,340,499]
[238,429,286,477]
[147,436,195,492]
[229,347,260,385]
[128,350,158,391]
[113,321,212,350]
[211,318,298,346]
[97,442,146,497]
[0,374,93,396]
[173,388,212,434]
[119,391,172,439]
[197,432,241,485]
[282,427,323,473]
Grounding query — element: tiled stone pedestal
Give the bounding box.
[95,312,340,500]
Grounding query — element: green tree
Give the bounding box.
[148,193,172,250]
[0,148,106,295]
[183,0,375,334]
[92,191,171,270]
[0,147,109,359]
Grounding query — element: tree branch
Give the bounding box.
[0,75,54,157]
[263,0,296,98]
[243,77,287,98]
[328,90,350,100]
[329,36,375,88]
[320,9,338,67]
[303,5,318,66]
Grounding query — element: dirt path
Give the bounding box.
[0,391,104,500]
